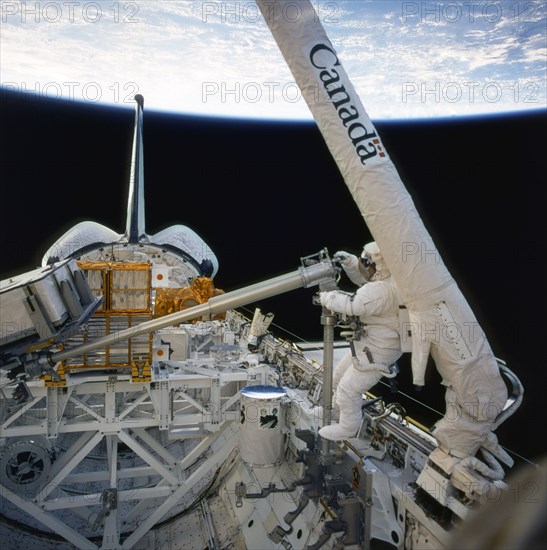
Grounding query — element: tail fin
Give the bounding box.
[125,94,146,243]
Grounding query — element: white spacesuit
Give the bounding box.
[318,242,402,441]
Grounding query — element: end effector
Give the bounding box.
[301,249,340,294]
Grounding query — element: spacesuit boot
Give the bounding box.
[319,364,383,441]
[318,409,361,440]
[318,384,363,441]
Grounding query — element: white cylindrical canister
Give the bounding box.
[239,385,287,467]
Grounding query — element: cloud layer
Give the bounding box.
[1,0,545,119]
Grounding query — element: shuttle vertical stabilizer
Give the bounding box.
[125,93,146,243]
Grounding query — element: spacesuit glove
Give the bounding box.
[319,291,335,308]
[319,291,351,314]
[332,251,353,266]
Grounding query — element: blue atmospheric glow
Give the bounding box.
[1,0,544,121]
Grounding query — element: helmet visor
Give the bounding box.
[360,255,376,270]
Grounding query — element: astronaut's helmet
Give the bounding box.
[361,242,390,281]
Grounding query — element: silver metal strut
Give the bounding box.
[44,259,338,366]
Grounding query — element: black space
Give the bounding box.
[1,90,545,465]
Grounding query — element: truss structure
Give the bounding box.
[0,312,279,548]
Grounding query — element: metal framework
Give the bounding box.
[0,324,260,549]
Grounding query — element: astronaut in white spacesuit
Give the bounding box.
[318,242,402,441]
